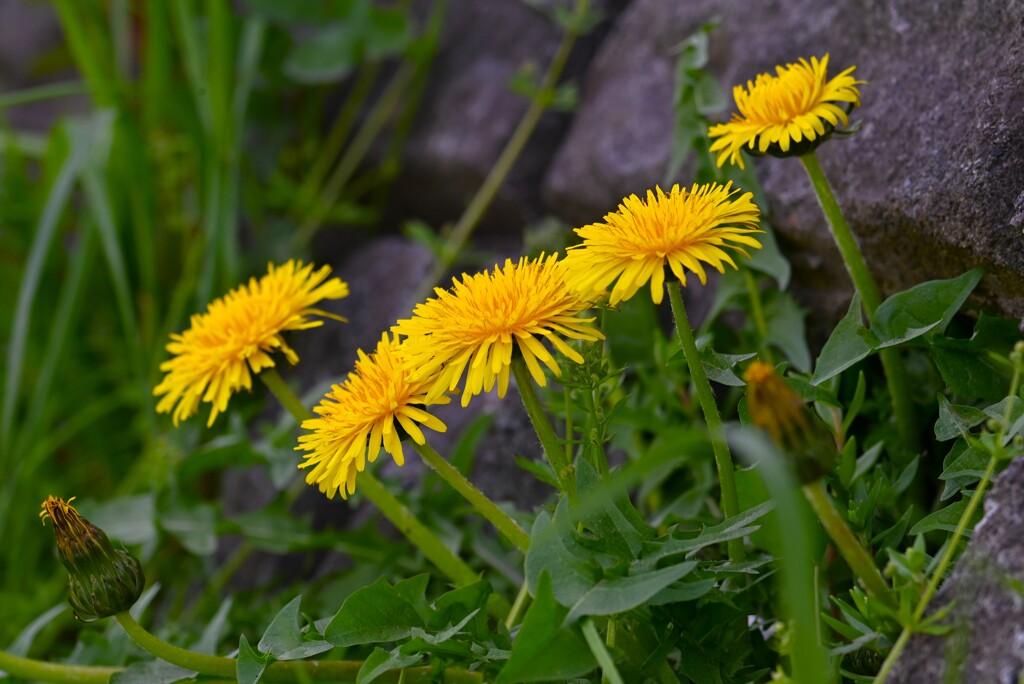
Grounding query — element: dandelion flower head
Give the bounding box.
[743,361,811,449]
[393,253,604,407]
[743,360,837,483]
[563,183,762,306]
[296,333,448,500]
[708,54,862,169]
[154,260,349,427]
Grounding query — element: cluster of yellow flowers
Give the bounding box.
[154,54,860,500]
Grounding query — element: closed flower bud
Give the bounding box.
[40,496,145,622]
[743,361,836,484]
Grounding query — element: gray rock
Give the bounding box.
[889,458,1024,684]
[543,0,1024,323]
[390,0,626,235]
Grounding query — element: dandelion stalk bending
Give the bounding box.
[744,361,896,607]
[564,182,763,561]
[708,54,916,452]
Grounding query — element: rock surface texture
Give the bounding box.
[540,0,1024,322]
[382,0,1024,324]
[888,458,1024,684]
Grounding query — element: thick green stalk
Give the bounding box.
[802,481,895,608]
[798,152,916,453]
[412,441,531,552]
[667,281,743,562]
[411,0,588,305]
[115,613,482,683]
[0,649,118,684]
[258,371,480,590]
[511,358,575,497]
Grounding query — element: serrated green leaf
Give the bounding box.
[930,344,1010,403]
[872,269,982,348]
[497,574,596,683]
[565,561,697,623]
[984,396,1024,443]
[934,395,987,441]
[812,294,878,385]
[910,499,980,536]
[785,374,842,407]
[939,441,989,501]
[525,504,602,607]
[356,647,422,684]
[258,596,333,661]
[701,347,757,386]
[237,634,271,684]
[325,577,426,647]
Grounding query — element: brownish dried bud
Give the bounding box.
[743,361,836,484]
[40,496,145,622]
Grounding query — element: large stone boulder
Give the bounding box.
[542,0,1024,323]
[389,0,628,235]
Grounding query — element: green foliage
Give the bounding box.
[3,5,1024,684]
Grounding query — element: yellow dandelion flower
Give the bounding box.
[743,360,835,483]
[296,333,448,500]
[563,183,762,306]
[154,260,349,427]
[393,253,604,407]
[708,54,863,169]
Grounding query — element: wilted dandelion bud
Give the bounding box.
[743,361,836,484]
[40,496,145,622]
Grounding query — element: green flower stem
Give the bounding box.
[116,612,235,678]
[802,481,895,608]
[511,358,576,498]
[0,648,119,684]
[581,620,624,684]
[874,351,1023,684]
[799,152,916,453]
[505,580,531,629]
[115,612,482,683]
[411,0,588,306]
[260,368,312,426]
[667,281,744,562]
[258,370,481,592]
[412,441,531,552]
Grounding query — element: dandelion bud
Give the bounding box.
[40,496,145,622]
[743,361,836,484]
